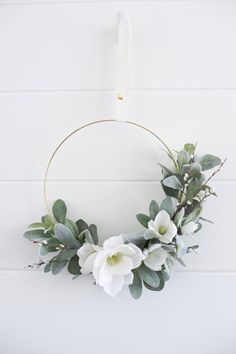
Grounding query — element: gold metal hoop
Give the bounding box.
[44,119,175,215]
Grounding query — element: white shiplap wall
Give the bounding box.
[1,2,236,354]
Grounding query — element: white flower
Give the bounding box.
[176,236,187,258]
[77,243,101,274]
[93,235,145,297]
[181,222,198,235]
[148,210,177,244]
[143,243,168,271]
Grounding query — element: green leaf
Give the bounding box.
[23,229,51,241]
[46,238,61,247]
[161,183,179,199]
[28,222,45,229]
[39,244,58,256]
[76,219,89,234]
[184,143,196,155]
[68,255,81,275]
[128,271,142,299]
[182,163,202,177]
[174,208,185,227]
[52,199,67,224]
[149,200,159,220]
[177,150,190,168]
[160,197,175,218]
[136,214,151,228]
[186,174,205,202]
[158,163,175,178]
[51,260,68,275]
[137,265,160,288]
[162,175,183,190]
[84,229,94,244]
[65,219,79,237]
[54,224,81,248]
[184,207,202,224]
[56,249,77,261]
[199,154,221,171]
[44,263,51,273]
[88,224,98,245]
[143,271,165,291]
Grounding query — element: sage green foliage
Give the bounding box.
[23,141,224,299]
[132,142,223,299]
[23,199,96,278]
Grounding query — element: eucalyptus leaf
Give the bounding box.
[184,208,202,224]
[28,222,45,229]
[136,214,151,228]
[137,265,160,288]
[199,154,221,171]
[174,208,185,228]
[52,199,67,224]
[23,229,52,241]
[149,200,159,220]
[177,150,190,168]
[143,271,165,291]
[182,163,202,177]
[160,197,175,218]
[158,163,174,178]
[65,219,79,237]
[186,175,205,202]
[54,224,81,248]
[68,255,81,275]
[84,229,94,244]
[128,271,142,299]
[162,175,183,190]
[44,263,51,273]
[39,244,58,256]
[161,183,179,199]
[88,224,98,245]
[56,249,77,261]
[184,143,196,155]
[51,260,68,275]
[76,219,89,234]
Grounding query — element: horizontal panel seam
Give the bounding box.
[1,88,236,94]
[0,179,234,183]
[0,269,236,273]
[0,0,235,6]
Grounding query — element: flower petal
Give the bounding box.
[103,235,124,250]
[127,243,145,268]
[144,246,168,271]
[181,222,198,235]
[106,256,133,275]
[77,243,95,266]
[103,275,125,297]
[154,210,171,228]
[80,252,97,274]
[159,222,177,243]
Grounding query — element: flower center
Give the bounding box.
[159,226,167,235]
[107,252,122,266]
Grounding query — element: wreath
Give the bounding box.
[23,121,225,298]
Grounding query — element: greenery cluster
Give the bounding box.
[23,142,224,298]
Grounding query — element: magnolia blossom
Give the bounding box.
[93,236,145,297]
[181,222,198,235]
[143,243,168,271]
[148,210,177,244]
[77,243,101,274]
